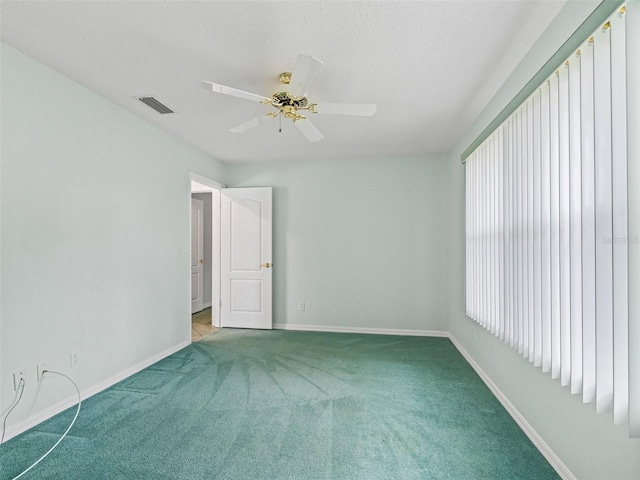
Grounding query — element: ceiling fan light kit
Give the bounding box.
[204,55,376,142]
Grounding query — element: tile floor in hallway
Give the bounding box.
[191,307,216,342]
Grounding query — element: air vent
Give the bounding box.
[137,96,174,114]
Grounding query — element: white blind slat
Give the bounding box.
[558,62,572,386]
[502,123,508,340]
[540,81,553,374]
[506,119,514,343]
[594,24,614,414]
[532,88,543,368]
[611,2,630,428]
[491,136,498,335]
[514,109,525,354]
[498,126,505,339]
[569,51,584,395]
[527,98,535,363]
[580,39,597,405]
[521,103,530,357]
[549,72,562,380]
[626,0,640,438]
[479,148,485,325]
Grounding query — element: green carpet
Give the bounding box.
[1,329,559,479]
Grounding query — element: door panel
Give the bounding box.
[191,198,204,314]
[230,199,262,271]
[231,279,263,312]
[221,187,272,329]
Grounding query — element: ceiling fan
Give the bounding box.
[204,55,377,142]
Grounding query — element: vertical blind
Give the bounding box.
[465,2,639,437]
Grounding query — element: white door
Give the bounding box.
[221,187,272,329]
[191,198,204,314]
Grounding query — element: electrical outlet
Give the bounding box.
[299,302,305,311]
[70,350,79,368]
[37,362,48,382]
[13,369,26,391]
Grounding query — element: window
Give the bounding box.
[464,2,639,437]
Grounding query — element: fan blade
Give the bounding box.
[288,55,324,97]
[230,114,276,133]
[203,81,271,103]
[312,103,377,116]
[295,118,324,142]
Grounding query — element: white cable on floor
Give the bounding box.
[12,370,81,480]
[1,378,26,445]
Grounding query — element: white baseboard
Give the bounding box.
[273,322,448,337]
[3,340,189,442]
[447,335,575,480]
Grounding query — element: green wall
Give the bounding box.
[1,43,227,430]
[228,156,451,333]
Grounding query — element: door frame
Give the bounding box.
[189,173,224,335]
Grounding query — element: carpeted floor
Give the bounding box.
[1,329,559,479]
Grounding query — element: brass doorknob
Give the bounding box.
[260,262,272,268]
[199,259,204,264]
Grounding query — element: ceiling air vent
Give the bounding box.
[137,96,174,114]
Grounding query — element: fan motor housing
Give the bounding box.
[272,91,308,109]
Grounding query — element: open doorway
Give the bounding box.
[189,173,223,341]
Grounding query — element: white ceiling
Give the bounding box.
[0,1,566,163]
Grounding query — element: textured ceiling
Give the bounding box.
[0,1,566,163]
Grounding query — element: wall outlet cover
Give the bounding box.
[70,350,79,368]
[37,362,48,382]
[13,369,26,390]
